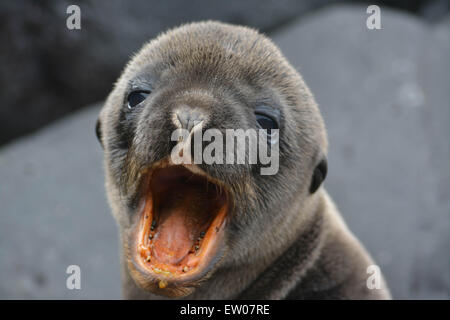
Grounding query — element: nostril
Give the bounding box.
[175,107,205,133]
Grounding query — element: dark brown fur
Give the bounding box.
[97,21,391,299]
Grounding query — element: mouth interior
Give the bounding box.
[137,165,227,277]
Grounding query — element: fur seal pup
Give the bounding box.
[96,21,391,299]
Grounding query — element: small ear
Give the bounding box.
[95,118,104,149]
[309,158,327,193]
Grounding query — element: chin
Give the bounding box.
[123,160,231,297]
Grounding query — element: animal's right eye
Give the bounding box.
[127,90,150,109]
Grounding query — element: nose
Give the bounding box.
[175,106,205,132]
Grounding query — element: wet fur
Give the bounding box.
[97,21,390,299]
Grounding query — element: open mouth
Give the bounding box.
[130,164,229,293]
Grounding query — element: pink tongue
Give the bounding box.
[152,208,194,265]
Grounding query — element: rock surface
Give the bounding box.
[275,6,450,299]
[0,5,448,299]
[1,0,447,146]
[0,0,335,146]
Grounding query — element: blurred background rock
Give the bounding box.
[0,0,449,299]
[1,0,449,146]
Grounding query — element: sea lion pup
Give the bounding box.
[96,21,391,299]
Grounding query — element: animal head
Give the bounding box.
[96,21,327,297]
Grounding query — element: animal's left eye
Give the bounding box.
[256,113,278,131]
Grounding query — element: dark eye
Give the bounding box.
[127,91,150,109]
[256,113,278,131]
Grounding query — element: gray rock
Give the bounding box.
[2,0,447,146]
[0,5,448,299]
[0,106,120,299]
[0,0,335,146]
[275,6,450,299]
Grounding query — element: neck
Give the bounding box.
[188,190,326,299]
